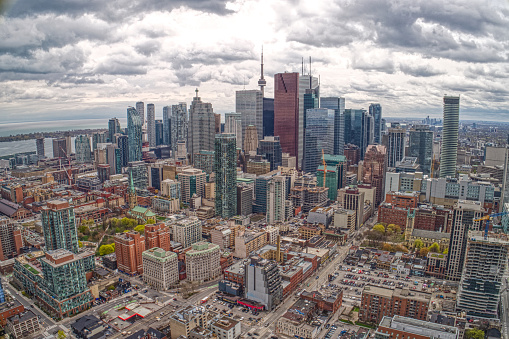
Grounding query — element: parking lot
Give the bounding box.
[205,297,266,329]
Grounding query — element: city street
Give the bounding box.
[501,276,509,339]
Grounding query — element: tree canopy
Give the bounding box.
[428,242,440,253]
[99,244,115,256]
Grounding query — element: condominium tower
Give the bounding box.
[440,96,460,178]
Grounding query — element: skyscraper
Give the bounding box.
[127,106,143,162]
[147,103,156,147]
[409,125,433,175]
[263,98,274,137]
[163,106,171,146]
[170,103,188,158]
[128,161,148,190]
[440,96,460,178]
[383,127,406,168]
[257,136,282,171]
[136,101,145,126]
[343,109,369,159]
[316,154,347,201]
[117,135,129,168]
[236,90,263,146]
[298,74,319,169]
[92,131,107,151]
[42,200,79,254]
[266,175,286,224]
[52,138,67,159]
[155,119,163,146]
[303,108,334,173]
[74,135,91,163]
[189,89,215,163]
[369,104,382,144]
[215,134,237,218]
[224,112,242,149]
[363,145,387,206]
[274,73,299,162]
[108,118,121,143]
[244,256,282,311]
[36,137,45,159]
[321,97,345,155]
[244,125,259,153]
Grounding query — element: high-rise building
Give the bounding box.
[408,125,433,175]
[36,137,45,159]
[114,231,145,275]
[177,168,206,204]
[64,132,72,155]
[127,107,143,162]
[146,103,155,147]
[321,97,345,155]
[142,247,178,290]
[237,184,253,216]
[172,217,202,248]
[74,135,91,163]
[244,256,282,311]
[52,138,67,159]
[316,154,347,201]
[303,108,334,173]
[298,74,319,169]
[446,200,484,281]
[92,131,107,151]
[128,161,148,190]
[224,112,243,149]
[440,96,460,178]
[171,103,188,158]
[189,89,215,163]
[185,241,221,282]
[337,187,365,230]
[136,101,145,126]
[163,106,171,146]
[257,136,282,171]
[194,150,215,174]
[266,175,287,224]
[108,118,121,143]
[41,200,79,254]
[456,231,508,319]
[344,109,370,159]
[215,134,237,218]
[0,217,23,260]
[214,113,221,134]
[236,90,263,146]
[274,73,299,163]
[369,104,382,144]
[155,119,164,146]
[117,135,129,168]
[258,49,266,96]
[383,127,406,168]
[363,145,387,206]
[502,147,509,206]
[244,125,259,153]
[263,98,274,138]
[253,171,278,213]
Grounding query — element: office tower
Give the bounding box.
[244,256,282,311]
[149,164,163,191]
[321,97,345,155]
[236,90,263,146]
[105,144,119,175]
[173,217,202,248]
[36,137,45,159]
[344,109,369,159]
[369,104,382,144]
[440,96,460,178]
[298,74,319,169]
[257,136,282,171]
[258,48,266,96]
[0,217,23,260]
[41,200,79,253]
[274,72,299,162]
[97,164,110,183]
[224,112,243,149]
[409,125,433,175]
[74,135,91,163]
[146,103,155,147]
[237,183,253,216]
[456,231,508,319]
[117,135,129,168]
[244,125,259,153]
[189,89,215,163]
[253,171,278,213]
[92,131,107,151]
[337,187,365,230]
[185,242,221,282]
[317,154,347,201]
[303,108,334,173]
[214,113,221,134]
[194,150,215,174]
[215,134,237,218]
[170,103,188,157]
[178,168,206,204]
[108,118,121,143]
[383,127,406,167]
[155,120,163,146]
[115,231,145,275]
[163,106,171,146]
[363,145,387,206]
[142,247,178,290]
[263,98,274,137]
[446,200,484,281]
[136,101,145,125]
[63,132,72,155]
[127,106,143,162]
[128,161,148,190]
[52,138,67,158]
[267,175,287,224]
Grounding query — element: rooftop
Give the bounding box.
[211,316,239,331]
[378,315,458,339]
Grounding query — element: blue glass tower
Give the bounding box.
[321,97,345,155]
[303,108,334,173]
[369,103,382,144]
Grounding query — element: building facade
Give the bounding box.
[185,242,220,282]
[215,134,237,218]
[127,107,143,162]
[440,96,460,178]
[142,247,178,290]
[274,73,299,165]
[189,90,215,163]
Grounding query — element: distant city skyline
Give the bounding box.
[0,1,508,122]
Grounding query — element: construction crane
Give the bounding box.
[474,211,509,240]
[322,149,327,187]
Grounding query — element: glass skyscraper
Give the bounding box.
[108,118,121,143]
[189,91,215,163]
[74,135,91,163]
[321,97,345,155]
[42,200,79,254]
[171,103,188,158]
[369,103,382,144]
[263,98,274,137]
[128,161,148,190]
[303,108,334,173]
[214,134,237,218]
[117,135,129,168]
[274,73,299,162]
[127,106,143,162]
[343,109,369,159]
[257,136,282,171]
[409,125,433,174]
[440,96,460,178]
[163,106,171,146]
[236,90,263,144]
[155,120,163,146]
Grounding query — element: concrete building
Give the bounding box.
[276,299,321,339]
[257,136,282,171]
[6,310,42,339]
[383,127,405,168]
[127,106,143,162]
[170,103,188,158]
[225,112,243,149]
[169,305,206,339]
[35,137,45,159]
[337,187,365,230]
[75,135,91,163]
[440,96,460,178]
[236,184,253,216]
[375,315,458,339]
[194,150,215,174]
[210,316,241,339]
[142,247,178,290]
[266,175,287,224]
[161,179,181,199]
[234,231,268,258]
[178,168,206,204]
[244,125,259,153]
[189,90,215,163]
[42,200,79,254]
[172,217,202,248]
[52,138,67,158]
[185,242,220,282]
[333,208,356,234]
[244,256,282,311]
[147,103,156,147]
[236,90,263,147]
[363,145,387,206]
[114,231,145,275]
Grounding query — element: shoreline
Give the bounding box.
[0,128,108,143]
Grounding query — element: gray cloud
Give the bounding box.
[399,63,445,77]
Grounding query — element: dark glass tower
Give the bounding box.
[274,73,299,161]
[321,97,345,155]
[214,134,237,218]
[369,104,382,144]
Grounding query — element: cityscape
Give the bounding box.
[1,1,509,339]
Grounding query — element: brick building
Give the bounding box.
[145,223,171,251]
[384,192,419,209]
[378,204,410,230]
[0,217,23,260]
[374,315,458,339]
[114,231,145,275]
[300,290,343,313]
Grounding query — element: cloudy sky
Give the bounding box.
[0,0,508,124]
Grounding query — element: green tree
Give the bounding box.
[110,218,119,228]
[134,224,145,234]
[121,217,130,227]
[146,218,155,224]
[57,330,67,339]
[443,247,449,254]
[413,239,424,249]
[99,244,115,256]
[419,247,429,257]
[465,329,484,339]
[79,241,83,248]
[428,242,440,253]
[373,224,385,234]
[387,224,401,234]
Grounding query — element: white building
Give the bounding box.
[209,317,241,339]
[185,242,220,282]
[172,217,202,248]
[142,247,178,290]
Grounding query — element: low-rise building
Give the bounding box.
[375,315,458,339]
[234,231,268,258]
[209,316,241,339]
[276,299,321,339]
[6,310,41,339]
[168,305,206,339]
[142,247,178,290]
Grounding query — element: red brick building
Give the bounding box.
[114,231,145,275]
[300,290,343,313]
[385,192,418,209]
[413,206,452,232]
[0,218,23,260]
[145,223,171,251]
[0,301,24,326]
[378,204,409,230]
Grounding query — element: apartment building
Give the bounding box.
[234,231,268,258]
[185,242,220,282]
[172,217,202,248]
[114,231,145,275]
[142,247,178,290]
